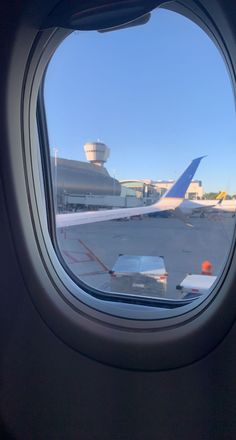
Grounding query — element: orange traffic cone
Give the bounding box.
[201,260,213,275]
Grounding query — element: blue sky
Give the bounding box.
[44,8,236,193]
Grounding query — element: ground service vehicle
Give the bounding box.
[176,274,218,299]
[109,254,168,296]
[1,1,236,440]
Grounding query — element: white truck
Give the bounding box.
[176,274,217,299]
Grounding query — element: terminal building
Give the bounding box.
[154,180,204,199]
[53,142,121,211]
[121,179,204,201]
[120,180,159,205]
[53,142,204,212]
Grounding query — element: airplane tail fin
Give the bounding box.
[216,191,227,201]
[163,156,205,199]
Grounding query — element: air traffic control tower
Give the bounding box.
[84,141,110,167]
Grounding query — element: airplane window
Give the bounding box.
[42,7,236,307]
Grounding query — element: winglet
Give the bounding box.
[163,156,205,199]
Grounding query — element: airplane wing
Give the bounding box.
[211,200,236,213]
[189,201,220,212]
[196,191,227,212]
[180,193,227,216]
[56,156,204,228]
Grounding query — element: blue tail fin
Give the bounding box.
[163,156,205,199]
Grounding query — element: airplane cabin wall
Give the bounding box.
[1,0,236,439]
[1,220,236,439]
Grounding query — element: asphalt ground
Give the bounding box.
[57,214,235,300]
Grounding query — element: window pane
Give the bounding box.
[43,8,236,304]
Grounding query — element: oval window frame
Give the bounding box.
[6,0,236,370]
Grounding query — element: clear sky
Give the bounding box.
[44,7,236,194]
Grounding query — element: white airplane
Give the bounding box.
[56,156,204,227]
[214,199,236,214]
[179,192,236,217]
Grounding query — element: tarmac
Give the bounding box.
[57,213,235,300]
